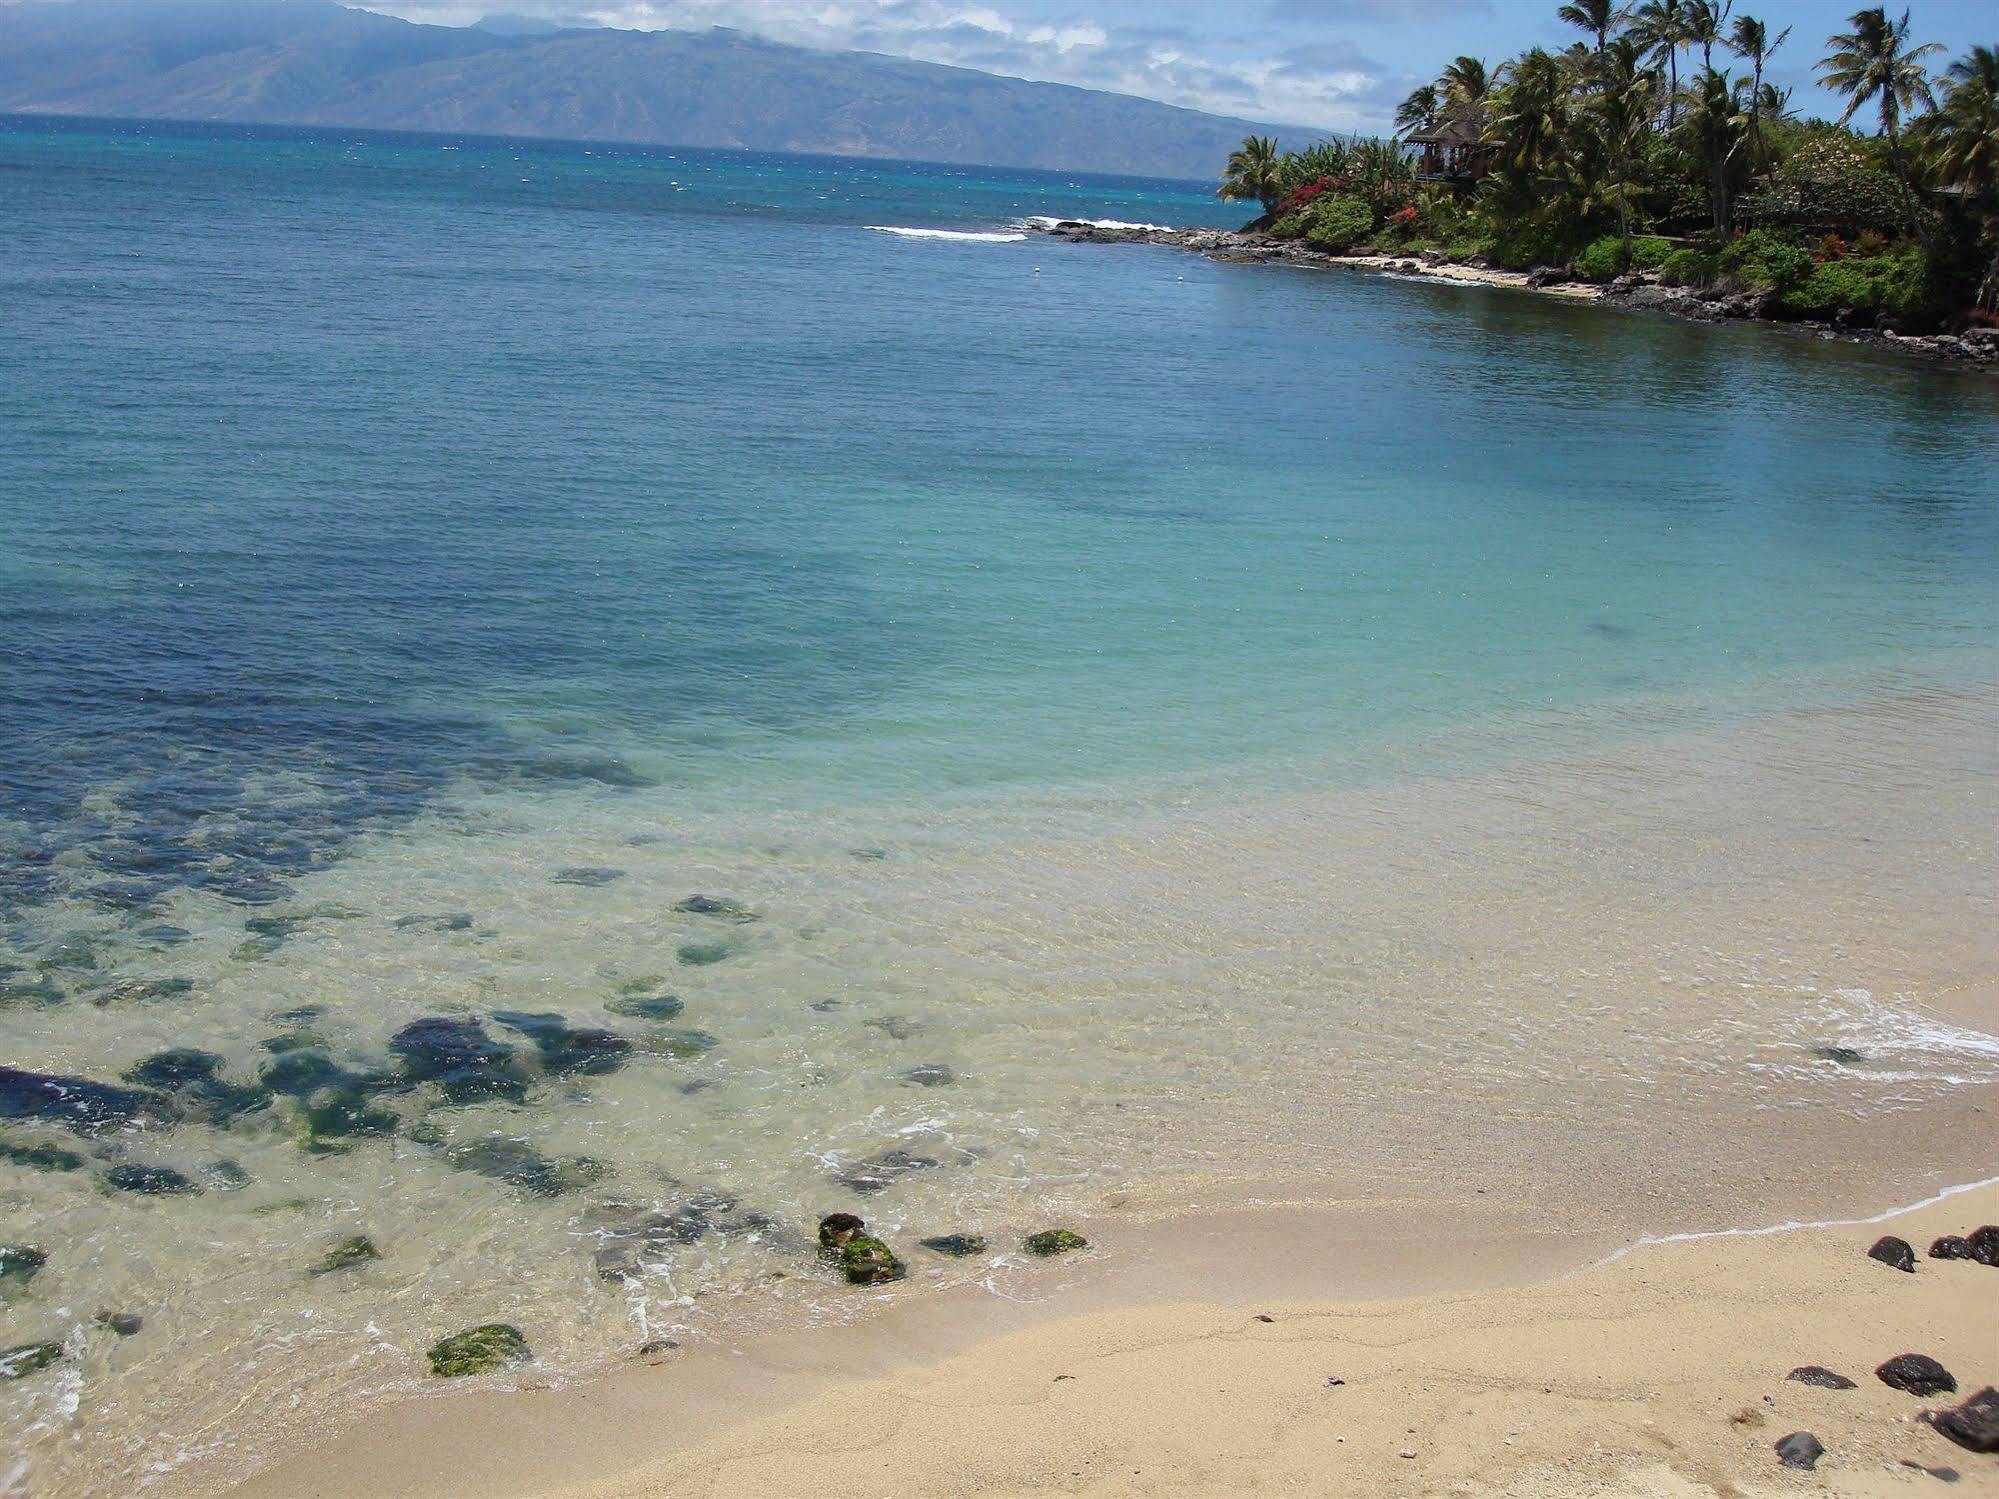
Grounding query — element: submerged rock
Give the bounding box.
[673,895,760,923]
[552,867,625,887]
[1787,1365,1858,1390]
[445,1137,606,1198]
[1812,1045,1865,1065]
[1868,1235,1916,1272]
[0,1137,87,1173]
[394,912,475,933]
[312,1235,381,1275]
[391,1016,528,1103]
[640,1029,720,1061]
[901,1063,955,1087]
[92,976,196,1006]
[124,1050,265,1125]
[1878,1354,1957,1396]
[1931,1387,1999,1454]
[864,1015,923,1041]
[94,1310,143,1336]
[492,1011,632,1076]
[1968,1226,1999,1266]
[918,1234,987,1257]
[676,940,731,967]
[1775,1431,1825,1471]
[607,990,684,1021]
[1024,1229,1088,1257]
[0,1244,47,1290]
[589,1194,774,1281]
[427,1323,530,1377]
[835,1148,940,1195]
[839,1234,905,1285]
[0,1064,171,1135]
[1930,1236,1976,1260]
[0,1342,63,1380]
[635,1337,680,1360]
[105,1163,200,1196]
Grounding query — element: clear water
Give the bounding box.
[2,115,1997,1493]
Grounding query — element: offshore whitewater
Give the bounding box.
[2,115,1997,1494]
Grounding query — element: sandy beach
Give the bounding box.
[217,1181,1999,1498]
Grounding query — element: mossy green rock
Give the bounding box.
[312,1235,380,1274]
[427,1323,530,1377]
[840,1234,905,1285]
[0,1244,47,1289]
[1023,1229,1087,1257]
[0,1342,63,1380]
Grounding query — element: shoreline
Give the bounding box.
[1031,220,1999,372]
[216,1176,1999,1497]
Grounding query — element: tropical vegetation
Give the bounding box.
[1218,5,1999,327]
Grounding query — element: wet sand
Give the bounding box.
[223,1182,1999,1497]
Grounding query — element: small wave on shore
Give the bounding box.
[1020,215,1171,232]
[867,225,1026,242]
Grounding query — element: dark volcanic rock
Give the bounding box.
[427,1323,529,1377]
[1930,1236,1977,1261]
[1868,1235,1917,1272]
[552,866,625,886]
[1931,1387,1999,1454]
[124,1050,265,1125]
[0,1342,63,1380]
[1775,1431,1825,1471]
[493,1011,633,1076]
[918,1234,988,1257]
[95,1310,143,1336]
[312,1235,380,1274]
[0,1065,171,1135]
[105,1163,200,1195]
[1787,1365,1858,1390]
[1812,1045,1866,1065]
[444,1137,606,1198]
[391,1016,527,1102]
[0,1244,47,1289]
[1878,1353,1957,1397]
[673,895,760,922]
[834,1148,940,1195]
[1968,1226,1999,1266]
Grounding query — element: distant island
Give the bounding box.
[1200,3,1996,336]
[0,0,1316,180]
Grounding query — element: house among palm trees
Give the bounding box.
[1405,116,1496,182]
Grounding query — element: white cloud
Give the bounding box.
[361,0,1396,129]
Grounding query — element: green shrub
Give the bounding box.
[1659,247,1718,286]
[1573,236,1629,282]
[1270,213,1306,240]
[1719,229,1815,291]
[1304,194,1375,252]
[1628,236,1673,270]
[1777,249,1934,322]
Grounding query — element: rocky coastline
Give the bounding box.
[1031,219,1999,371]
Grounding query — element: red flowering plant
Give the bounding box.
[1276,176,1334,216]
[1816,232,1849,261]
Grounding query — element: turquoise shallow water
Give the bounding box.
[2,116,1998,1492]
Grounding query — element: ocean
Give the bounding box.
[2,114,1997,1493]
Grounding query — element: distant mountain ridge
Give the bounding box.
[0,0,1321,180]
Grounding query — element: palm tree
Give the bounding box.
[1687,0,1733,70]
[1559,0,1622,54]
[1629,0,1690,124]
[1489,48,1573,180]
[1588,37,1661,253]
[1397,83,1441,135]
[1730,15,1791,181]
[1920,45,1999,310]
[1819,7,1942,244]
[1218,135,1286,218]
[1440,55,1493,115]
[1681,66,1750,233]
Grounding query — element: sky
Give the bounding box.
[362,0,1999,133]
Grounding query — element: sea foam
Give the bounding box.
[868,226,1026,242]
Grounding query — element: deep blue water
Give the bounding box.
[3,111,1997,930]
